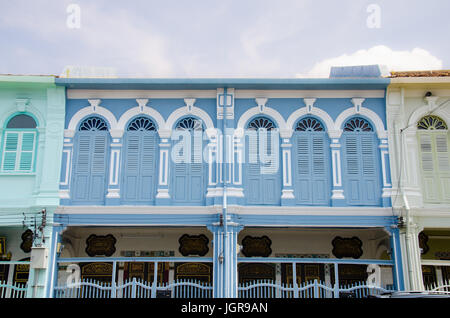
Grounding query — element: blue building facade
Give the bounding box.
[45,68,403,298]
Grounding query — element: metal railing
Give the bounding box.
[0,281,28,298]
[54,277,212,298]
[238,279,394,298]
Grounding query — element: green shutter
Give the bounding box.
[19,132,36,171]
[2,131,36,172]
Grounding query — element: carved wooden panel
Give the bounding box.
[238,263,275,283]
[332,236,363,259]
[81,262,113,281]
[178,234,209,257]
[175,263,211,283]
[85,234,116,257]
[241,236,272,257]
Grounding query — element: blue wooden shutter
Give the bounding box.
[294,132,329,205]
[140,133,157,201]
[311,133,329,204]
[72,134,92,201]
[90,133,108,201]
[344,134,362,204]
[344,132,379,205]
[360,133,378,204]
[295,134,311,203]
[261,131,278,204]
[190,132,204,202]
[246,130,280,205]
[246,132,262,204]
[72,132,108,203]
[123,133,140,201]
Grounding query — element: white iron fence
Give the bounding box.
[54,277,213,298]
[238,279,394,298]
[425,277,450,294]
[0,281,28,298]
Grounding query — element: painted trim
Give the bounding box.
[116,105,165,136]
[335,106,387,139]
[165,106,215,135]
[286,106,335,136]
[66,104,118,137]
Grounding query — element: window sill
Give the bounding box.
[0,172,36,176]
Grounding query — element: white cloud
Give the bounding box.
[298,45,443,78]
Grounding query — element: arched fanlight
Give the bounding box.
[79,117,108,131]
[417,115,448,130]
[247,117,276,130]
[343,117,373,132]
[127,117,156,131]
[295,117,325,132]
[176,117,203,131]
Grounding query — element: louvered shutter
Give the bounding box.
[190,132,204,202]
[360,133,378,204]
[294,132,329,205]
[419,134,439,202]
[123,133,140,201]
[72,132,108,203]
[19,132,36,171]
[421,133,450,203]
[436,134,450,201]
[295,134,311,203]
[344,134,361,204]
[261,130,278,204]
[90,133,108,201]
[246,132,261,204]
[173,135,189,202]
[311,133,329,204]
[140,132,157,201]
[2,132,19,171]
[72,134,91,201]
[343,132,380,205]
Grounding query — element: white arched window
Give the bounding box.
[71,116,110,204]
[417,115,450,203]
[1,114,37,173]
[121,116,158,204]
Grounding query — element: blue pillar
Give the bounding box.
[388,225,405,291]
[208,223,243,298]
[45,225,64,298]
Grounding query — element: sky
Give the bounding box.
[0,0,448,78]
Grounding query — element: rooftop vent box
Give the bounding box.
[329,65,386,78]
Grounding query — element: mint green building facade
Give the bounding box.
[0,75,65,297]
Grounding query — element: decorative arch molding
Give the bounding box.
[408,103,450,133]
[236,106,288,138]
[335,107,387,139]
[0,106,45,130]
[117,106,165,137]
[286,107,335,137]
[66,106,118,138]
[164,106,216,139]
